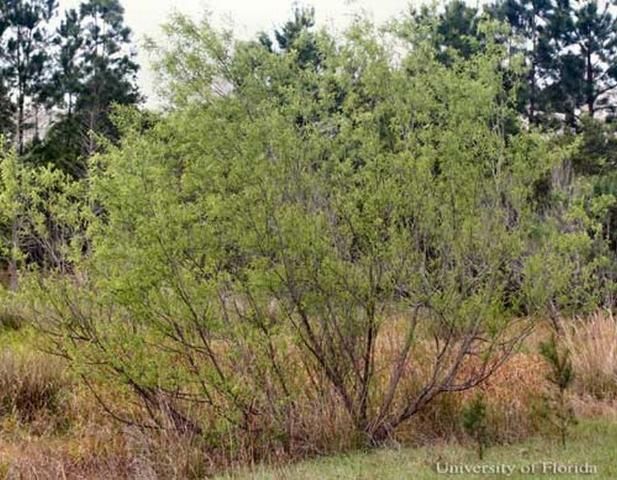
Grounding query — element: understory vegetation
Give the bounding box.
[0,0,616,478]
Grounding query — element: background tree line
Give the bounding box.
[1,0,617,180]
[0,0,139,177]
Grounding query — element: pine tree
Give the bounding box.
[491,0,617,125]
[0,0,58,154]
[412,0,484,66]
[0,12,14,140]
[29,7,85,174]
[46,8,84,119]
[462,394,490,460]
[539,335,576,447]
[557,0,617,120]
[0,78,15,140]
[490,0,558,124]
[259,7,321,69]
[438,0,483,62]
[31,0,140,176]
[77,0,140,156]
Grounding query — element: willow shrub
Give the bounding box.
[29,15,585,452]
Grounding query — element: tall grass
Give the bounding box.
[0,311,616,477]
[563,310,617,400]
[0,349,68,423]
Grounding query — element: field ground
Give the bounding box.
[219,420,617,480]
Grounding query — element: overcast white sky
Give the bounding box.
[58,0,413,105]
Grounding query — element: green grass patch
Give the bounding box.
[217,419,617,479]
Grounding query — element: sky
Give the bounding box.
[58,0,414,105]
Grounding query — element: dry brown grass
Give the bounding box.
[0,349,68,426]
[0,378,136,479]
[399,352,549,445]
[1,311,617,478]
[563,310,617,400]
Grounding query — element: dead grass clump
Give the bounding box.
[118,390,358,479]
[1,436,133,480]
[563,310,617,400]
[123,427,213,480]
[0,383,135,479]
[401,352,549,445]
[0,349,68,424]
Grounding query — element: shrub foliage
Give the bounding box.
[5,14,610,453]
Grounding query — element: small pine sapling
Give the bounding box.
[462,393,489,460]
[539,335,576,447]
